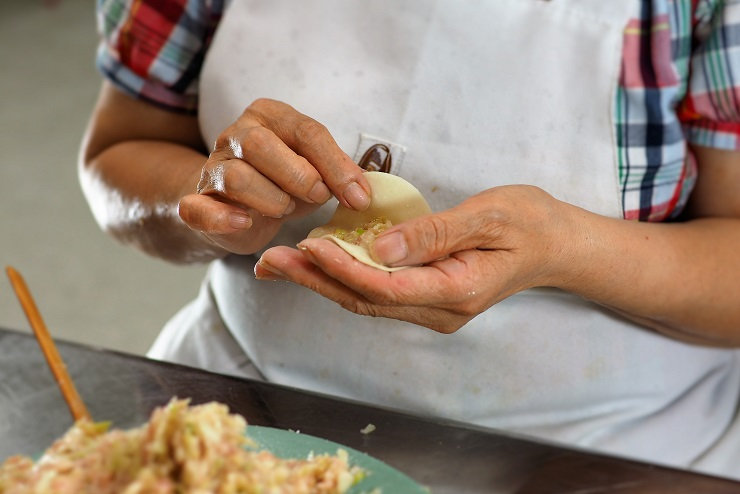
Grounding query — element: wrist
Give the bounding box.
[534,200,601,293]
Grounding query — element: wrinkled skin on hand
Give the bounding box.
[178,98,371,255]
[256,185,577,333]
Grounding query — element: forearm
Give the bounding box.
[557,208,740,346]
[80,139,226,263]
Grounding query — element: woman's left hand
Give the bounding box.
[255,185,578,333]
[257,146,740,343]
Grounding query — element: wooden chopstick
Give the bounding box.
[5,266,91,422]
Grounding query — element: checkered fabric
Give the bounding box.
[96,0,224,112]
[619,0,740,220]
[96,0,740,221]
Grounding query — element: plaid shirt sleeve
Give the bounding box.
[95,0,224,114]
[618,0,740,222]
[678,0,740,150]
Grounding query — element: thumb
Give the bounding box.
[370,207,490,267]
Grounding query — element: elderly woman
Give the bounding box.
[80,0,740,480]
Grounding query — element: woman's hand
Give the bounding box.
[258,145,740,346]
[178,98,371,255]
[81,86,371,262]
[255,185,575,333]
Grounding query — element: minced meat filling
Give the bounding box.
[332,217,392,250]
[0,399,363,494]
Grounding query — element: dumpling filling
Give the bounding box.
[332,217,393,251]
[0,399,363,494]
[308,172,431,271]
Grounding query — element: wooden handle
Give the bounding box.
[6,266,91,422]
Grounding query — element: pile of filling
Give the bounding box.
[331,217,392,251]
[0,399,363,494]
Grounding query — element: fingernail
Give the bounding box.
[343,182,370,210]
[296,241,318,264]
[254,260,286,280]
[308,181,331,203]
[372,232,408,265]
[229,211,252,229]
[283,199,296,215]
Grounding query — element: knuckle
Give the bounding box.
[212,126,242,154]
[294,119,328,144]
[273,190,293,212]
[213,133,230,152]
[248,97,274,113]
[198,161,225,193]
[417,215,452,252]
[212,135,228,153]
[338,297,373,316]
[242,125,272,151]
[362,304,387,319]
[219,163,241,195]
[280,157,315,194]
[244,98,286,128]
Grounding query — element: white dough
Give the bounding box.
[307,172,432,271]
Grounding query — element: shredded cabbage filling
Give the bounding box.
[0,399,364,494]
[332,217,392,250]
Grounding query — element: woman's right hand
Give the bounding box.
[178,98,372,255]
[81,83,370,263]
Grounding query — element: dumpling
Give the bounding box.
[307,172,431,271]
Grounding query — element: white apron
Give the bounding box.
[150,0,740,479]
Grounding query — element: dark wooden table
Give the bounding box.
[1,328,738,493]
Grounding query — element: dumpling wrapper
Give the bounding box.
[307,171,432,271]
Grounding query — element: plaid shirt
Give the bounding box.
[96,0,740,222]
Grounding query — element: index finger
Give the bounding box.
[295,237,467,307]
[246,98,371,210]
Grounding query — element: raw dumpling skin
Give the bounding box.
[307,172,432,271]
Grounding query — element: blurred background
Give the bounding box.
[0,1,208,354]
